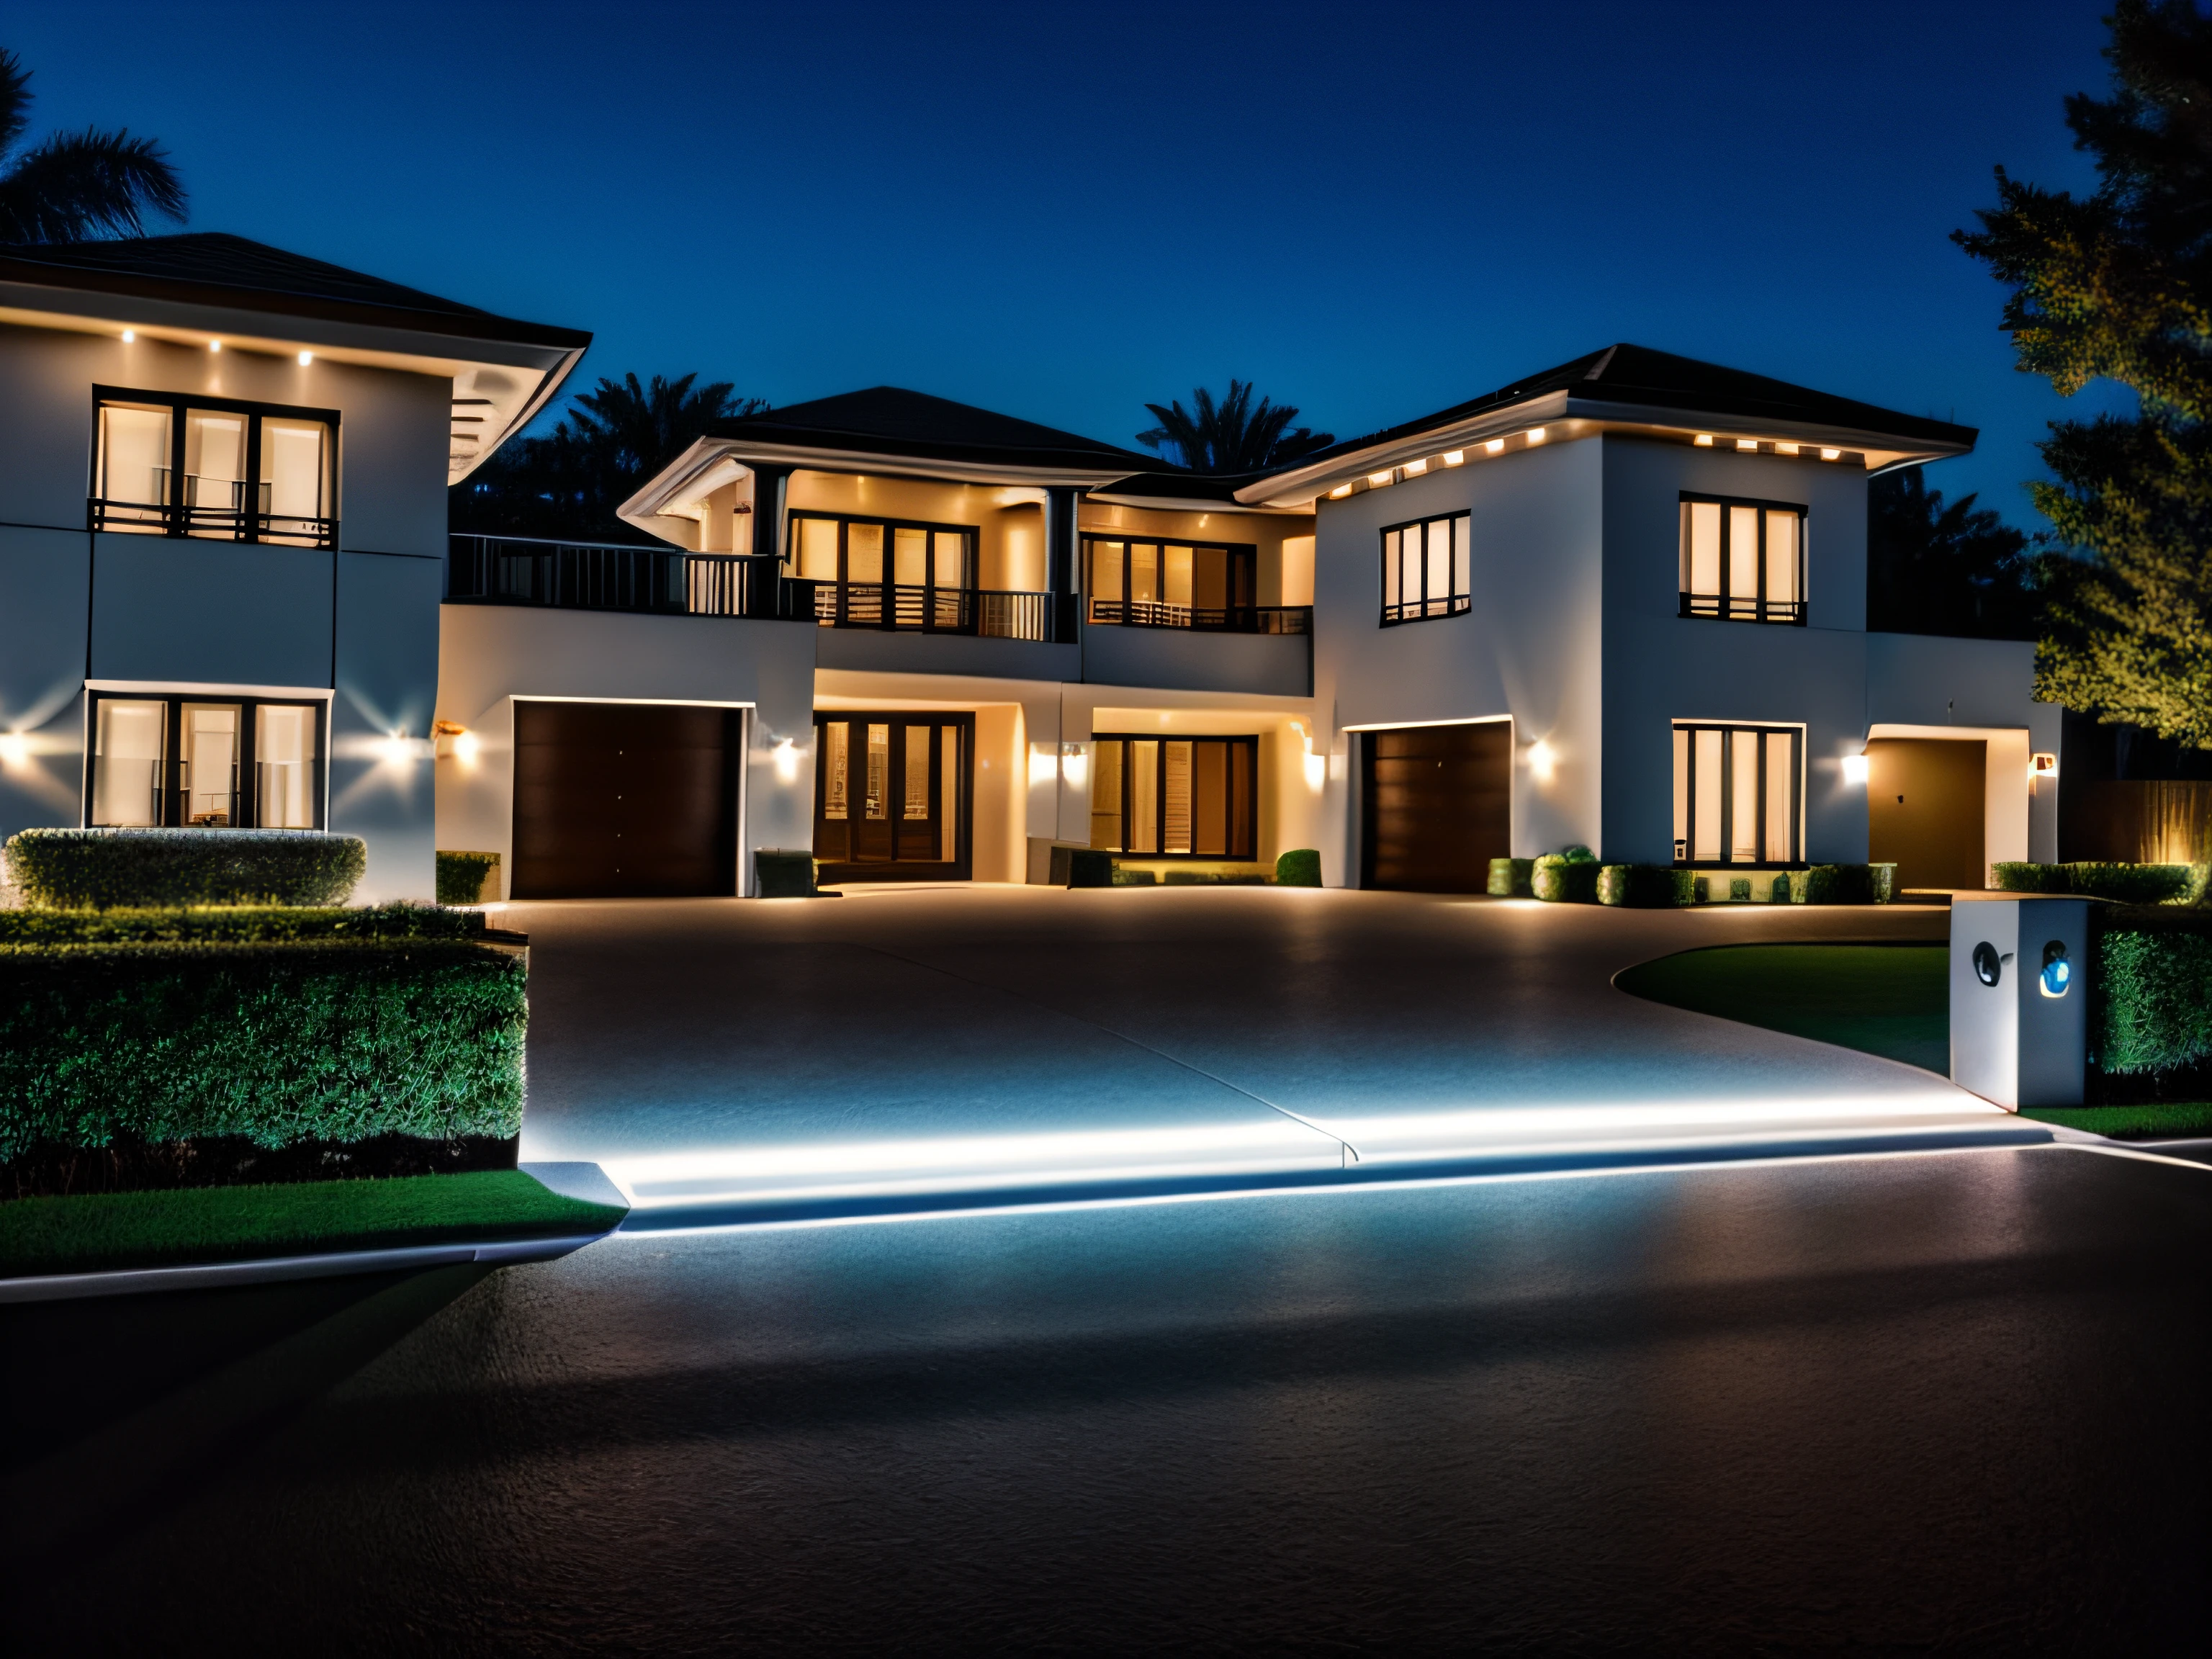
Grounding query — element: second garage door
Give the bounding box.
[512,701,740,899]
[1361,721,1512,892]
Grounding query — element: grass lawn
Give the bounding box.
[1,1169,626,1280]
[1615,942,2212,1142]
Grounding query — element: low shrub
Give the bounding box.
[1113,867,1159,886]
[1995,861,2212,904]
[754,849,819,897]
[6,828,364,909]
[1533,853,1599,903]
[2098,926,2212,1074]
[0,902,483,946]
[1487,857,1534,897]
[1791,864,1892,905]
[1598,864,1678,907]
[1276,849,1323,887]
[0,940,526,1163]
[1068,850,1115,888]
[1991,862,2072,894]
[436,850,500,904]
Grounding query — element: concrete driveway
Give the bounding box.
[505,885,2038,1225]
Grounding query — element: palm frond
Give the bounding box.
[1136,379,1334,473]
[0,48,31,161]
[0,127,186,242]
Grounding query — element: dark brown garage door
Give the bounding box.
[512,701,739,899]
[1362,721,1511,892]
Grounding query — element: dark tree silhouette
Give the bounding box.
[1866,468,2039,639]
[1136,380,1333,473]
[0,48,186,242]
[451,372,768,541]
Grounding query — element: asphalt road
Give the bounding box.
[14,1138,2211,1652]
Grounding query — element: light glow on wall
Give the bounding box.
[1028,743,1060,787]
[0,732,28,769]
[773,737,800,783]
[454,730,480,765]
[1527,739,1557,783]
[378,731,415,768]
[1059,742,1088,794]
[1841,753,1869,785]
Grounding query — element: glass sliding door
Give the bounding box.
[1088,734,1260,860]
[811,712,973,882]
[1671,721,1802,866]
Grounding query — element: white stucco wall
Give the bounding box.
[436,604,821,897]
[1312,438,1605,882]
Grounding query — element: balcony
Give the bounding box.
[1087,598,1311,635]
[92,472,337,548]
[798,580,1069,642]
[1678,591,1807,625]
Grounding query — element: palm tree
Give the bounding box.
[1136,380,1334,473]
[1866,467,2039,639]
[0,48,186,243]
[451,372,769,541]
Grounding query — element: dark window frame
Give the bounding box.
[1089,732,1260,860]
[1672,720,1803,868]
[1378,510,1472,626]
[1678,492,1807,625]
[1082,534,1259,627]
[785,510,981,631]
[84,690,328,830]
[89,385,341,547]
[809,710,975,881]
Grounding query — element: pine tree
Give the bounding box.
[1955,0,2212,745]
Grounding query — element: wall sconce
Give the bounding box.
[1840,753,1869,785]
[1058,742,1089,794]
[0,732,29,769]
[1527,739,1557,783]
[2031,752,2057,780]
[773,737,800,783]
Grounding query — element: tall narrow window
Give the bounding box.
[255,703,318,827]
[1678,494,1806,623]
[1088,734,1260,859]
[92,389,338,546]
[1671,722,1802,865]
[91,698,167,827]
[1379,512,1471,624]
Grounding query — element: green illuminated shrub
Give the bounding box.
[6,829,364,909]
[1994,862,2212,904]
[2098,926,2212,1074]
[1597,864,1679,907]
[1276,848,1323,887]
[1792,864,1892,905]
[1533,853,1599,903]
[1487,858,1534,897]
[436,850,501,904]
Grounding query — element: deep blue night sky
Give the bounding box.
[13,2,2125,523]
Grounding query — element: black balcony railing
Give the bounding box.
[1678,591,1807,624]
[446,536,1074,640]
[1089,598,1313,634]
[91,476,337,547]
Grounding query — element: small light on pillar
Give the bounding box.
[1527,739,1557,783]
[1841,753,1869,785]
[773,737,800,783]
[298,351,314,367]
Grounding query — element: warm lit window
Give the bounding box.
[787,511,976,629]
[1089,734,1258,858]
[91,389,336,546]
[1084,536,1256,627]
[87,693,324,829]
[1671,722,1800,865]
[1379,511,1471,625]
[1678,494,1804,623]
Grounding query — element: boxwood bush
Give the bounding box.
[436,850,500,904]
[1992,861,2212,904]
[1487,857,1535,897]
[1276,848,1323,887]
[1791,864,1895,905]
[7,828,364,909]
[0,902,484,946]
[0,938,526,1162]
[1532,850,1600,903]
[2098,918,2212,1074]
[1597,864,1681,907]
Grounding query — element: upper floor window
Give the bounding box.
[787,511,974,590]
[1085,536,1255,626]
[92,389,338,548]
[1380,511,1470,625]
[1679,494,1804,624]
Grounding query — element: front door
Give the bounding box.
[1868,737,1987,892]
[813,713,973,883]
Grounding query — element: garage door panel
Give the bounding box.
[1362,721,1511,892]
[512,702,739,899]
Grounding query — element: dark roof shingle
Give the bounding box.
[710,386,1159,472]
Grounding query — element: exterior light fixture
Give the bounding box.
[1527,739,1557,783]
[1403,458,1427,477]
[1840,753,1869,785]
[1028,743,1061,786]
[120,329,135,343]
[1777,442,1799,455]
[1368,470,1394,487]
[297,351,313,367]
[379,731,413,766]
[1527,428,1547,444]
[1485,438,1506,454]
[772,737,800,783]
[1442,451,1465,466]
[209,340,222,354]
[2039,940,2072,998]
[1059,742,1089,793]
[1820,447,1841,461]
[1694,433,1713,446]
[1327,484,1353,500]
[2031,752,2057,779]
[0,732,27,768]
[1736,439,1758,451]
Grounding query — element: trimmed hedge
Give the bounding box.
[1598,864,1683,907]
[2098,928,2212,1074]
[0,939,526,1162]
[436,850,500,904]
[1992,861,2212,904]
[1791,863,1896,905]
[7,828,364,909]
[0,902,483,946]
[1533,852,1600,903]
[1068,850,1115,888]
[1487,857,1535,897]
[1276,848,1323,887]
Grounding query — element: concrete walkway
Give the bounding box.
[505,886,2034,1225]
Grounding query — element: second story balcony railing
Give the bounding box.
[1088,597,1313,635]
[92,472,337,548]
[1679,590,1807,625]
[448,536,1076,642]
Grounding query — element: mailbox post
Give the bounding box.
[1950,894,2092,1109]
